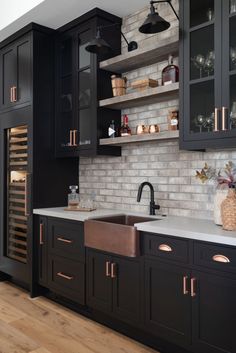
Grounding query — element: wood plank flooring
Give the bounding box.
[0,282,158,353]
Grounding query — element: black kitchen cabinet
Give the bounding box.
[192,270,236,353]
[0,33,31,111]
[87,249,142,325]
[144,260,192,348]
[0,24,78,288]
[180,0,236,149]
[38,216,48,286]
[55,9,122,157]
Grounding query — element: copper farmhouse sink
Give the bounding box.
[84,214,156,257]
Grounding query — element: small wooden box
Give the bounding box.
[130,79,158,91]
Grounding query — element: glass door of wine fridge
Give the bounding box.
[0,113,32,283]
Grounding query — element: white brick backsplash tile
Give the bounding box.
[78,1,236,220]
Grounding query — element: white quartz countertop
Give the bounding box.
[33,207,236,247]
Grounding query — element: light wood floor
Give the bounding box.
[0,282,159,353]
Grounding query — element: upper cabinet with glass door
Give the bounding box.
[180,0,236,149]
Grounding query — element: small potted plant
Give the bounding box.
[196,161,236,225]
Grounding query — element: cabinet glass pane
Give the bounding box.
[190,0,214,27]
[79,69,91,108]
[190,26,214,80]
[7,125,28,264]
[60,38,72,77]
[61,76,72,113]
[230,75,236,130]
[190,80,215,134]
[229,17,236,71]
[79,108,92,146]
[79,43,90,69]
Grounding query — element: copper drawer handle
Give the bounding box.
[73,130,78,146]
[12,86,17,102]
[183,276,189,295]
[212,254,230,263]
[158,244,172,252]
[57,237,73,244]
[191,278,197,297]
[39,223,44,245]
[214,108,220,132]
[111,263,116,278]
[57,272,74,280]
[222,107,228,131]
[106,261,111,277]
[69,130,73,146]
[10,87,13,102]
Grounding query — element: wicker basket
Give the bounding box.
[221,187,236,230]
[111,75,127,96]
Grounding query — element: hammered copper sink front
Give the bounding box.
[84,215,155,257]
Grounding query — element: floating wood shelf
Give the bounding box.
[99,35,179,73]
[99,82,179,110]
[100,130,179,146]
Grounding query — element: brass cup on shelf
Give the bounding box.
[149,124,160,133]
[136,125,149,134]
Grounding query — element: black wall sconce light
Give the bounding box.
[85,24,138,55]
[139,0,179,34]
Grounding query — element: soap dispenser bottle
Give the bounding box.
[68,185,79,209]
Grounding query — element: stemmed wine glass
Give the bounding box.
[230,47,236,69]
[203,113,214,132]
[204,51,215,76]
[194,114,205,133]
[192,54,205,78]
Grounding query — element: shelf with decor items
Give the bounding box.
[99,130,179,146]
[99,82,179,110]
[99,34,179,73]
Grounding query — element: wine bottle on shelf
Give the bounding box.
[162,55,179,86]
[120,115,131,137]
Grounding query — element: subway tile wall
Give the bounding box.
[79,0,236,219]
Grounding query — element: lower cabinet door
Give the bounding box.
[38,216,48,286]
[144,259,191,347]
[192,271,236,353]
[112,256,142,326]
[48,255,85,305]
[86,249,112,313]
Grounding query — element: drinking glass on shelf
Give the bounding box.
[203,113,214,132]
[230,102,236,129]
[191,54,205,78]
[204,51,215,76]
[230,47,236,69]
[194,114,205,133]
[230,0,236,14]
[206,8,214,21]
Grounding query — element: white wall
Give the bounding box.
[0,0,45,30]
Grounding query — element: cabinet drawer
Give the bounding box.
[48,218,85,261]
[144,233,189,263]
[48,256,85,304]
[194,242,236,273]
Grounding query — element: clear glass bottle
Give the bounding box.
[120,115,131,137]
[68,185,79,208]
[162,55,179,86]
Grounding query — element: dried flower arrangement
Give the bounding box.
[196,161,236,188]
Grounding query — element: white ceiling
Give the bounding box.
[0,0,148,42]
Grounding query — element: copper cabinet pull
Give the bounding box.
[57,237,73,244]
[12,86,17,102]
[214,108,220,132]
[73,130,78,146]
[39,223,44,245]
[24,173,30,216]
[57,272,74,280]
[191,278,197,297]
[183,276,189,295]
[222,107,228,131]
[10,87,13,102]
[111,263,116,278]
[106,261,111,277]
[158,244,173,252]
[212,254,230,263]
[68,130,73,146]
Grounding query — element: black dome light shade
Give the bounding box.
[139,0,179,34]
[85,29,112,55]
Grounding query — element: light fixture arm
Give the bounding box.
[150,0,179,20]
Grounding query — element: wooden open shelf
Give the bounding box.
[100,130,179,146]
[99,83,179,110]
[99,35,179,73]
